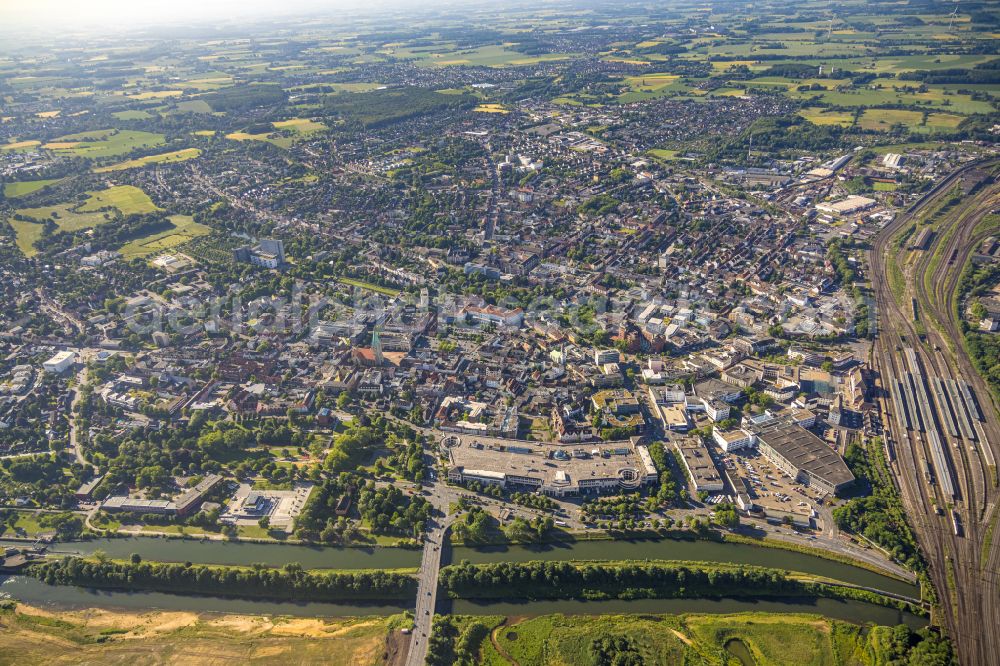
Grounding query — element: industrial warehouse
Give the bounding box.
[752,423,855,496]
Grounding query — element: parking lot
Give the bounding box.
[721,451,826,527]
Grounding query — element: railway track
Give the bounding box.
[868,158,1000,664]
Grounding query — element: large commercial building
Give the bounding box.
[444,437,657,497]
[101,474,223,517]
[673,436,726,492]
[753,423,854,495]
[815,196,876,217]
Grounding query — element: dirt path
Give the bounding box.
[490,618,520,666]
[384,628,411,666]
[670,628,694,647]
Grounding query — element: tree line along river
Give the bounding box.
[0,535,923,627]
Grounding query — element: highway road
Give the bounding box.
[404,516,454,666]
[868,158,1000,665]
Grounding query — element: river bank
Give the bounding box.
[4,530,916,598]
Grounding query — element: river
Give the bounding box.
[1,537,422,570]
[0,575,410,617]
[448,538,918,597]
[3,534,917,595]
[1,576,924,629]
[0,534,920,622]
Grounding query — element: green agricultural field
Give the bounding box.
[414,43,573,67]
[111,109,154,120]
[93,147,202,173]
[225,131,294,149]
[118,214,210,258]
[172,99,215,114]
[857,109,926,132]
[798,107,855,127]
[42,129,165,158]
[3,178,61,198]
[15,203,110,233]
[0,139,42,151]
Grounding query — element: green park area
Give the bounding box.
[7,185,160,256]
[41,128,166,158]
[3,178,62,198]
[118,214,211,258]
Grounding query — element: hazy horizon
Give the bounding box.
[0,0,487,32]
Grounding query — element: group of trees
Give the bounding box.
[31,557,415,601]
[502,515,555,543]
[426,616,493,666]
[439,560,799,601]
[357,483,432,537]
[293,472,360,544]
[591,636,643,666]
[509,491,557,511]
[324,425,383,472]
[958,260,1000,400]
[827,240,870,337]
[324,87,477,129]
[451,507,496,544]
[864,624,955,666]
[833,439,924,571]
[0,454,86,509]
[383,439,425,482]
[582,493,643,522]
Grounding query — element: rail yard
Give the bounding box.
[870,159,1000,665]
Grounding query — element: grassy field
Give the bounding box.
[647,148,681,161]
[480,612,876,665]
[118,214,210,258]
[93,148,201,173]
[857,109,926,132]
[272,117,327,133]
[401,42,573,68]
[77,185,161,215]
[0,140,42,151]
[111,110,154,120]
[6,218,45,257]
[43,129,165,159]
[172,99,215,114]
[0,510,51,537]
[225,131,294,149]
[10,185,160,254]
[798,107,855,127]
[0,604,395,665]
[3,178,61,198]
[474,103,510,114]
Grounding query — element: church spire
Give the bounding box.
[372,327,384,365]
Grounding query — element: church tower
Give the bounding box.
[372,327,384,366]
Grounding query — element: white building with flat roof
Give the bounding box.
[713,427,755,452]
[42,351,76,374]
